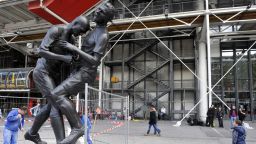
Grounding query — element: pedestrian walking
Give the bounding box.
[216,107,224,128]
[238,107,246,124]
[79,112,93,144]
[3,106,27,144]
[230,105,237,128]
[232,119,246,144]
[207,105,215,127]
[145,105,161,136]
[30,99,42,117]
[160,106,166,120]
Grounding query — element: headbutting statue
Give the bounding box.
[24,16,90,144]
[25,2,115,144]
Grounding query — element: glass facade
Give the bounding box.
[212,41,256,120]
[0,68,34,89]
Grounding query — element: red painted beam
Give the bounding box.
[28,0,101,24]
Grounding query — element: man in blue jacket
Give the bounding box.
[80,113,93,144]
[3,106,27,144]
[232,119,246,144]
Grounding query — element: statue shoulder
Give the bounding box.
[48,25,65,38]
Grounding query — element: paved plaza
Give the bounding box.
[0,119,256,144]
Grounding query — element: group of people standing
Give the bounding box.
[206,105,247,128]
[206,105,247,144]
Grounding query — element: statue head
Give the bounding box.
[70,16,90,36]
[93,2,115,25]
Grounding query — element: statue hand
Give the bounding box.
[62,55,73,63]
[58,40,75,52]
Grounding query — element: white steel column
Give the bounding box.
[76,36,82,112]
[84,83,88,143]
[198,39,208,122]
[98,63,103,107]
[197,0,205,10]
[205,0,212,108]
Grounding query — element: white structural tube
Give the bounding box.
[76,36,82,112]
[198,41,208,122]
[40,0,68,24]
[98,63,103,107]
[205,0,212,107]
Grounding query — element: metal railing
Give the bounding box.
[104,79,195,89]
[213,0,255,9]
[114,1,199,19]
[0,96,45,117]
[174,80,195,89]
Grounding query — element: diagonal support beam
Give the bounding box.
[128,63,169,89]
[133,90,170,114]
[210,6,250,23]
[125,39,159,62]
[117,0,233,123]
[127,60,170,89]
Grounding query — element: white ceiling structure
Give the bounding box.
[0,0,50,37]
[0,0,105,55]
[0,0,50,55]
[0,0,256,55]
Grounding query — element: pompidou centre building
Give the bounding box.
[0,0,256,122]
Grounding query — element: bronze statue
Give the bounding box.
[49,2,115,144]
[24,16,90,144]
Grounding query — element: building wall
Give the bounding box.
[105,35,196,119]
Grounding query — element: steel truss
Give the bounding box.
[99,0,256,121]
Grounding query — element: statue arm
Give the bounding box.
[38,26,72,63]
[66,46,101,65]
[38,50,72,63]
[63,34,108,65]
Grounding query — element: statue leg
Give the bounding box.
[53,96,83,144]
[49,70,95,144]
[49,105,65,143]
[24,104,50,144]
[48,71,86,144]
[25,69,63,143]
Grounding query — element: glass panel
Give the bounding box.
[236,50,249,92]
[253,93,256,120]
[174,91,181,111]
[184,91,194,110]
[6,72,16,89]
[0,68,32,89]
[251,50,256,91]
[222,50,235,91]
[212,58,221,92]
[0,72,8,88]
[16,71,27,88]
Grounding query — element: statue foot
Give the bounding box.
[24,130,47,144]
[59,127,84,144]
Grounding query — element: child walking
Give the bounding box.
[146,105,161,136]
[232,119,246,144]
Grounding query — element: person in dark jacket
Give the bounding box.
[232,119,246,144]
[146,105,161,136]
[3,106,27,144]
[216,107,224,128]
[207,105,215,127]
[238,107,246,124]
